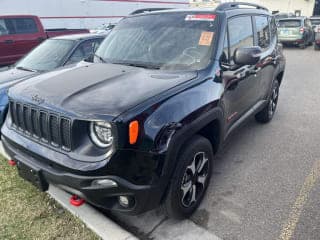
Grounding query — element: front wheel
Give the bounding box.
[255,80,280,123]
[162,135,213,219]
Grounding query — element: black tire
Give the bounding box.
[315,44,320,51]
[255,80,280,124]
[162,135,213,219]
[299,42,306,49]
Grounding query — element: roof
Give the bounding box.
[127,2,270,18]
[52,33,107,41]
[127,7,269,19]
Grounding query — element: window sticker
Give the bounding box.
[185,14,216,22]
[199,31,214,46]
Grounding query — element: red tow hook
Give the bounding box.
[70,195,85,207]
[8,160,16,166]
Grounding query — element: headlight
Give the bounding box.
[90,121,113,148]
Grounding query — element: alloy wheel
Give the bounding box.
[268,84,279,118]
[180,152,209,208]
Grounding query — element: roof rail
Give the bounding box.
[130,8,173,15]
[216,2,268,12]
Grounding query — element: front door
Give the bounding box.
[220,15,261,130]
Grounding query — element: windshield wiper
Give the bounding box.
[94,54,107,63]
[112,62,160,69]
[16,66,38,72]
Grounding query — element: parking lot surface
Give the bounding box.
[109,47,320,240]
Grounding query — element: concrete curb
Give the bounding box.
[49,185,138,240]
[0,141,137,240]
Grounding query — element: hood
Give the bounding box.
[0,67,38,87]
[9,63,197,117]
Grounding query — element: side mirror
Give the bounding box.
[84,53,94,63]
[233,46,262,66]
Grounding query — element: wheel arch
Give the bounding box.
[276,71,285,86]
[158,107,224,203]
[161,107,223,178]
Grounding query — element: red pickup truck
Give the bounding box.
[0,15,89,66]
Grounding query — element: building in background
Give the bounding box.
[0,0,189,29]
[191,0,316,17]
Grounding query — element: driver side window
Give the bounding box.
[228,16,254,63]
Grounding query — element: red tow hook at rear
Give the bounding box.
[70,195,85,207]
[8,160,16,166]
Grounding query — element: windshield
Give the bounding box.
[310,19,320,26]
[95,12,217,70]
[278,20,302,28]
[16,39,76,72]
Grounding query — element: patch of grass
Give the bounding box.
[0,156,100,240]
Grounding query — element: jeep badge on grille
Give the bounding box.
[31,94,45,105]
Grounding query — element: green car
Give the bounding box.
[277,17,314,49]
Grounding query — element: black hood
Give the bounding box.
[9,63,197,117]
[0,67,38,89]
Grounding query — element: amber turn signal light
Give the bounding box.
[129,120,139,144]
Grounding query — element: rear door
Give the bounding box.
[253,15,276,100]
[221,15,260,128]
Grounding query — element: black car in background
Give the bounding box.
[0,33,105,127]
[2,2,285,219]
[310,16,320,29]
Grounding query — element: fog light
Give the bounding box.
[92,179,118,188]
[119,196,129,207]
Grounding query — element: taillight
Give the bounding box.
[300,27,305,34]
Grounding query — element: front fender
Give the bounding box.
[144,79,224,151]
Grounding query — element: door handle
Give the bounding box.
[249,67,261,76]
[271,56,280,64]
[4,39,13,44]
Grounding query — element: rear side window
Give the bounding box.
[11,18,38,34]
[228,16,254,59]
[255,16,270,49]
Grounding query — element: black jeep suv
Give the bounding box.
[2,2,285,219]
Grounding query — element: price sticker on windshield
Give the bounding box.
[199,31,214,46]
[185,14,216,22]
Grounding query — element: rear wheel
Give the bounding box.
[162,135,213,219]
[299,41,306,49]
[255,80,280,123]
[315,44,320,51]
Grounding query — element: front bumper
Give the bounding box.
[2,136,164,215]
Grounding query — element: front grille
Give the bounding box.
[9,101,72,151]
